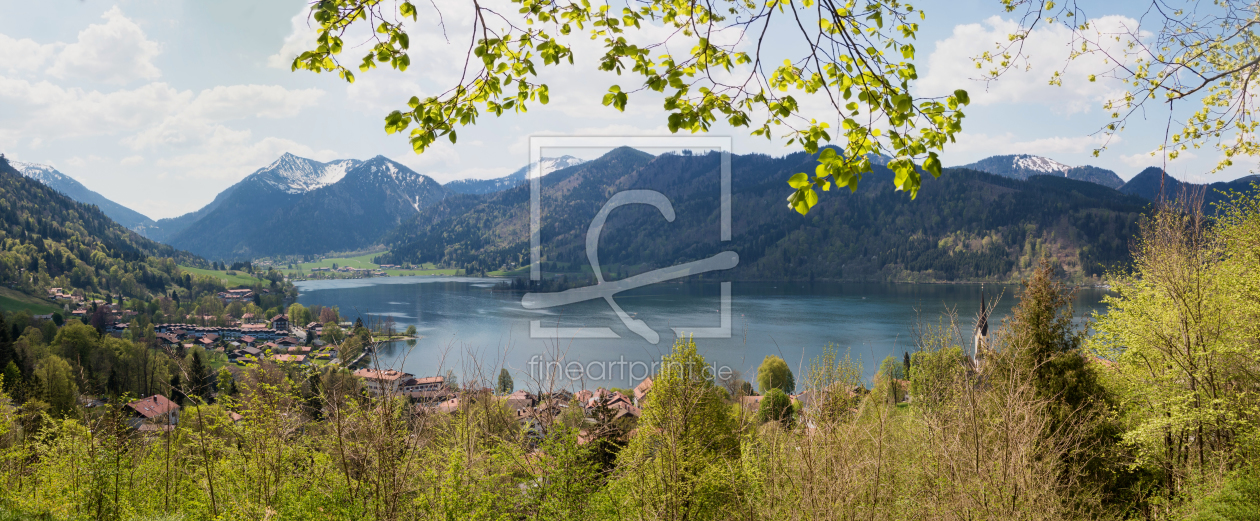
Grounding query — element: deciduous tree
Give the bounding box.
[292,0,972,213]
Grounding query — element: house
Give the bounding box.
[276,337,300,347]
[271,314,290,332]
[505,390,537,411]
[634,377,653,406]
[354,368,415,395]
[272,354,307,365]
[407,388,454,403]
[216,288,255,303]
[239,335,256,345]
[550,389,574,403]
[401,376,445,393]
[124,395,180,428]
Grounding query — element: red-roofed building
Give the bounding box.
[634,376,653,406]
[125,395,180,428]
[354,368,414,395]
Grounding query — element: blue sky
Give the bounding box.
[0,0,1251,220]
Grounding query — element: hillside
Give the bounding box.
[381,148,1148,282]
[165,154,445,259]
[0,154,205,300]
[8,159,158,230]
[960,154,1125,189]
[1119,167,1260,210]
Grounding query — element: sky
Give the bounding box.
[0,0,1254,220]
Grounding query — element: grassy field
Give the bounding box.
[0,287,61,315]
[270,254,463,277]
[178,266,270,287]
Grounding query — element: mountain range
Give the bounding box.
[0,155,202,300]
[7,160,158,230]
[142,153,445,259]
[1119,166,1260,210]
[377,148,1150,282]
[958,154,1126,189]
[8,147,1258,271]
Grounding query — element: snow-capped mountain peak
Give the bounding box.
[528,155,586,179]
[1012,154,1070,174]
[8,160,72,185]
[255,153,362,194]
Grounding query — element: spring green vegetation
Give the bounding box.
[175,266,270,287]
[266,254,461,278]
[0,156,208,303]
[0,189,1255,520]
[0,288,59,315]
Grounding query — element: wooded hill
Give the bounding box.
[379,148,1150,283]
[0,154,205,300]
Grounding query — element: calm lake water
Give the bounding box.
[295,276,1111,390]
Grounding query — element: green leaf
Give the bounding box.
[788,172,811,189]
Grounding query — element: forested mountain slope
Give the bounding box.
[7,160,158,231]
[158,154,445,259]
[0,154,203,299]
[381,148,1148,282]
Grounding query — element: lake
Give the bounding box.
[295,276,1111,390]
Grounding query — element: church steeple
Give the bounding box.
[978,289,988,337]
[973,287,990,372]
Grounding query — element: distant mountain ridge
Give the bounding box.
[378,148,1148,282]
[7,159,158,230]
[0,154,203,300]
[1119,167,1260,210]
[443,155,586,195]
[157,154,446,259]
[959,154,1125,189]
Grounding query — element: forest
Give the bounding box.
[380,149,1149,283]
[0,187,1255,520]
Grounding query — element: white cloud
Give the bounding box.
[0,78,191,148]
[389,141,461,174]
[154,135,339,180]
[0,33,61,72]
[919,15,1140,114]
[46,6,162,84]
[267,8,319,69]
[0,73,325,152]
[64,155,105,168]
[120,155,145,166]
[1120,148,1197,167]
[184,84,325,120]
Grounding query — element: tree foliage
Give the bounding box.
[758,387,793,425]
[1092,187,1260,502]
[756,354,795,394]
[292,0,971,212]
[992,1,1260,172]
